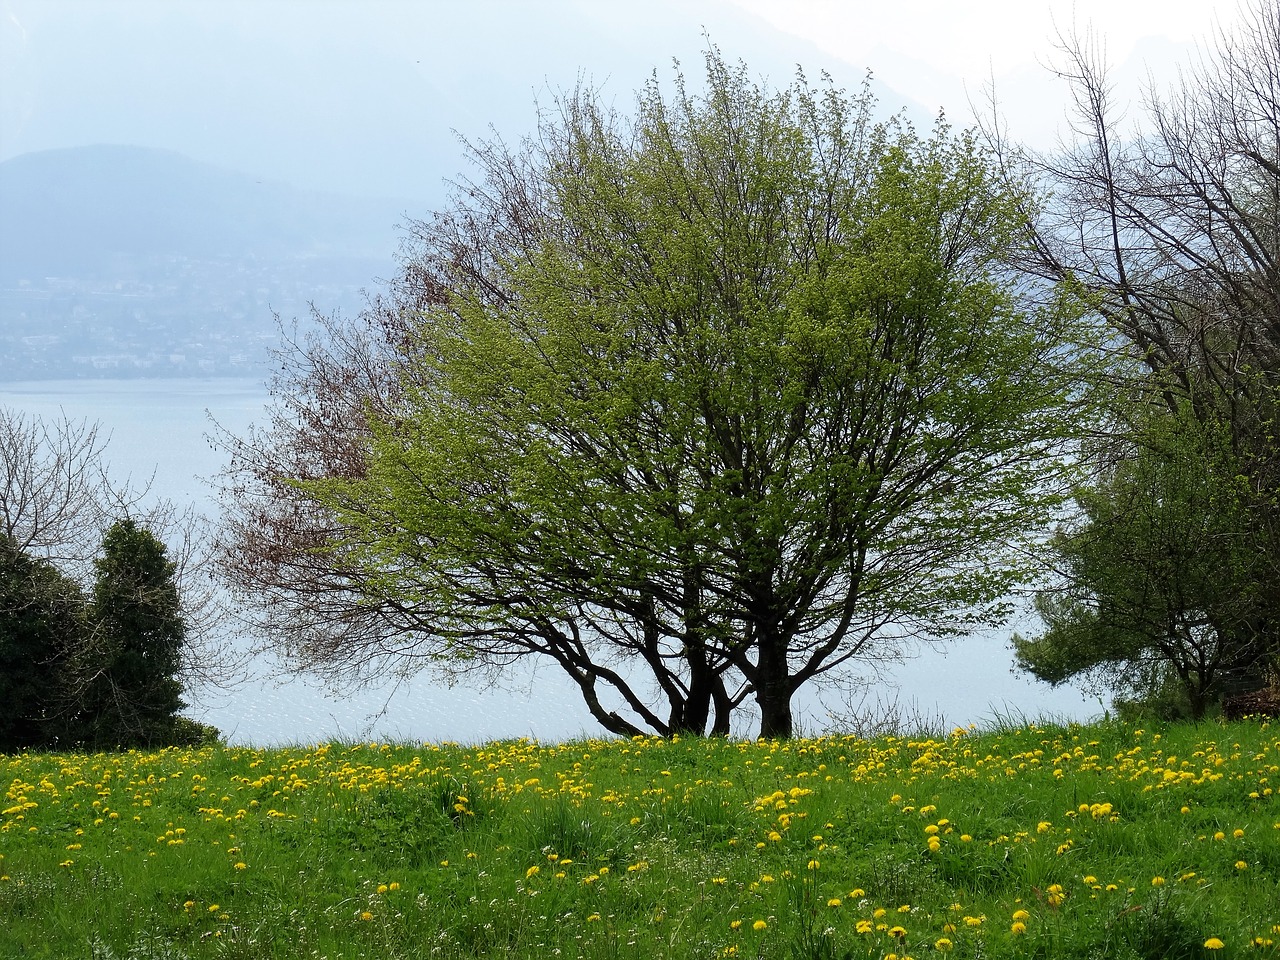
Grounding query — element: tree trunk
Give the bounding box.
[755,630,794,738]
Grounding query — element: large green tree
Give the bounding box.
[219,51,1093,738]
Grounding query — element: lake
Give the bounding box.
[0,377,1098,744]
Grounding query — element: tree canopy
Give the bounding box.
[1014,398,1272,718]
[218,50,1094,738]
[0,536,80,751]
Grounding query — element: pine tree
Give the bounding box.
[73,520,187,748]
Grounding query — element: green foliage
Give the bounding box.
[69,520,189,749]
[0,537,82,751]
[298,48,1095,739]
[0,521,211,753]
[168,717,224,748]
[1016,399,1275,718]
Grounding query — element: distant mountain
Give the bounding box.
[0,146,419,379]
[0,145,415,281]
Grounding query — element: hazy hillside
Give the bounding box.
[0,146,411,378]
[0,145,411,280]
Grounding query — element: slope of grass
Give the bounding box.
[2,718,1276,958]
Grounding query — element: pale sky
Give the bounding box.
[0,0,1238,199]
[735,0,1229,148]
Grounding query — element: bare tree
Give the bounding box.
[985,0,1280,700]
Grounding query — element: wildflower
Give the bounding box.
[360,911,373,921]
[807,859,820,870]
[1233,829,1245,838]
[526,865,540,879]
[1151,876,1165,887]
[1235,861,1248,871]
[233,862,246,870]
[827,898,842,908]
[1204,938,1225,950]
[935,938,953,952]
[1012,909,1030,921]
[1011,922,1027,935]
[889,926,907,939]
[856,920,874,934]
[753,920,767,931]
[730,920,742,930]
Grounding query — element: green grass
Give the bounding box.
[2,718,1276,958]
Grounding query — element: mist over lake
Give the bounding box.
[0,378,1097,745]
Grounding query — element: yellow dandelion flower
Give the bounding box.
[1011,922,1027,935]
[1204,938,1224,950]
[753,920,767,932]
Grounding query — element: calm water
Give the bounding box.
[0,377,1097,744]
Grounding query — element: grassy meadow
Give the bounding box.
[2,718,1277,959]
